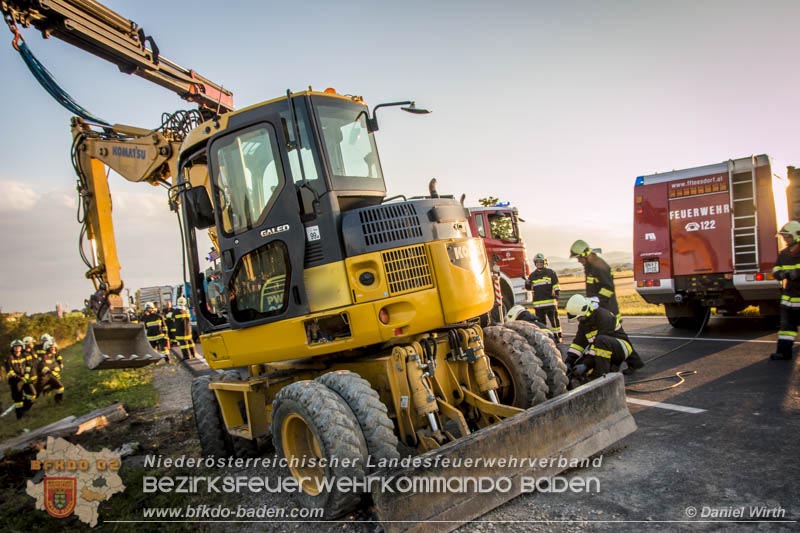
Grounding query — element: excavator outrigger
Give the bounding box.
[3,1,636,528]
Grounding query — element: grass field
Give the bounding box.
[556,271,665,316]
[0,343,158,441]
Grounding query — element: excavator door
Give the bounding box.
[206,115,310,329]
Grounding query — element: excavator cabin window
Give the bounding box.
[212,125,284,235]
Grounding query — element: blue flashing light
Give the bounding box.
[635,176,645,186]
[494,201,511,207]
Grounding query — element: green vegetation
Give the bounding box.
[0,311,90,349]
[0,343,158,441]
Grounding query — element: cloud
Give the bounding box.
[0,182,183,314]
[0,181,38,211]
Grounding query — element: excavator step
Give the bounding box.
[372,373,636,532]
[83,322,164,370]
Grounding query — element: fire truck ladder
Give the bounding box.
[728,157,759,272]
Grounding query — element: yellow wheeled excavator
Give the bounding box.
[3,1,636,528]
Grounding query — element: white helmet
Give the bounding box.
[505,304,526,322]
[40,333,53,343]
[566,294,593,319]
[44,340,55,351]
[144,302,156,310]
[177,296,187,306]
[23,336,34,345]
[778,221,800,243]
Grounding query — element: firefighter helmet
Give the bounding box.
[566,294,593,319]
[778,221,800,243]
[533,253,546,264]
[44,340,55,351]
[569,240,591,258]
[144,302,156,310]
[11,339,24,348]
[505,305,527,322]
[177,297,187,306]
[40,333,53,343]
[22,336,34,345]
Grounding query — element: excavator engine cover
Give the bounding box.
[83,322,164,369]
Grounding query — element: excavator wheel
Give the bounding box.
[192,374,232,457]
[272,380,368,518]
[504,320,569,398]
[316,370,400,471]
[483,326,549,408]
[191,373,261,458]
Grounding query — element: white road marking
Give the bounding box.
[628,334,774,344]
[626,397,707,414]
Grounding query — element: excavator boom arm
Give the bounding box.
[2,0,233,113]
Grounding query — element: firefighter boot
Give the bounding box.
[622,351,645,375]
[769,352,792,360]
[770,340,792,360]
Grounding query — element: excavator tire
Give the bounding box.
[505,320,569,398]
[272,380,368,518]
[483,326,549,407]
[192,374,232,458]
[316,370,400,471]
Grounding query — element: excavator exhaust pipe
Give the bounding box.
[372,373,636,532]
[83,322,165,370]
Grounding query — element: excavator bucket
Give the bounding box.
[83,322,165,370]
[372,373,636,532]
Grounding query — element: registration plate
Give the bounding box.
[643,260,660,274]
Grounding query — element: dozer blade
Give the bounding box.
[372,373,636,532]
[83,322,165,370]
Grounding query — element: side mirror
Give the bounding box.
[185,186,215,229]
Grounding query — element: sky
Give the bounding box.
[1,0,799,313]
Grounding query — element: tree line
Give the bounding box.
[0,312,90,349]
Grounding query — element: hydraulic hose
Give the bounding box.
[624,307,711,394]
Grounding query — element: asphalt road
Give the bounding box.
[470,316,799,531]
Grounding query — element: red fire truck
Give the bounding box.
[467,203,531,311]
[634,155,790,328]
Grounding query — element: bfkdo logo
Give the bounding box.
[44,477,77,519]
[27,437,126,527]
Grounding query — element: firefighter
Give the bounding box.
[142,302,171,362]
[35,333,53,359]
[525,252,562,341]
[505,304,555,338]
[569,240,620,319]
[22,336,36,357]
[173,296,196,360]
[36,340,64,403]
[21,335,39,399]
[163,301,176,346]
[769,221,800,360]
[564,294,644,383]
[6,339,37,419]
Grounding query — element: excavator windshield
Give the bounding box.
[311,97,385,193]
